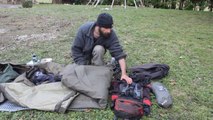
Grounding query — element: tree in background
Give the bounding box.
[198,0,207,11]
[179,0,185,9]
[171,0,177,9]
[190,0,205,10]
[210,0,213,11]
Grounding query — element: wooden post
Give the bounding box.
[134,0,138,9]
[111,0,115,8]
[94,0,100,7]
[87,0,92,5]
[124,0,126,9]
[94,0,139,9]
[139,0,144,7]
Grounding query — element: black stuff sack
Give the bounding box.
[129,63,170,80]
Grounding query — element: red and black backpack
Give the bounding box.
[113,96,143,120]
[110,79,152,120]
[110,63,169,120]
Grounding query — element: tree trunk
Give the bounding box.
[179,0,185,10]
[210,0,213,11]
[193,3,196,11]
[171,1,176,9]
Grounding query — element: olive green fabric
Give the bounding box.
[0,63,29,103]
[0,82,77,112]
[0,64,19,83]
[61,64,112,109]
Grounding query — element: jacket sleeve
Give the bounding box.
[71,29,87,65]
[108,31,127,60]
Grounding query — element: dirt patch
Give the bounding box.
[0,4,21,8]
[0,13,73,52]
[15,33,57,41]
[0,15,9,18]
[0,29,8,33]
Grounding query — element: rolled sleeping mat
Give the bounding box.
[151,82,172,108]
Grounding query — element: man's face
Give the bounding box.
[99,27,112,39]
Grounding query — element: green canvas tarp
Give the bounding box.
[0,62,112,113]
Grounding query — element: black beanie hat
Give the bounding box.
[96,13,113,28]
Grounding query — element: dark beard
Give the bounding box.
[99,28,111,39]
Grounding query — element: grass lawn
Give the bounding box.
[0,4,212,120]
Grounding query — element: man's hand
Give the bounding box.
[118,58,133,84]
[121,74,133,84]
